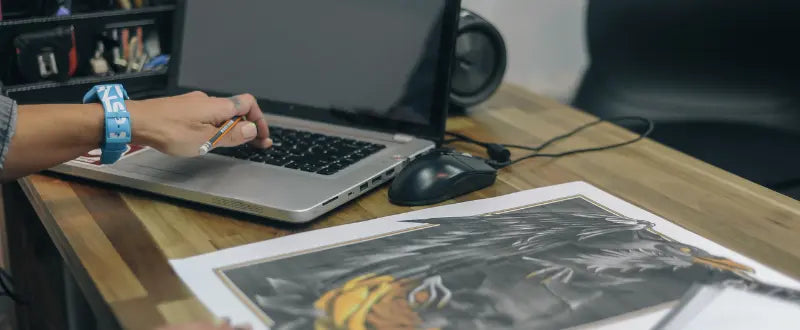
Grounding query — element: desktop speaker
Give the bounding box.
[450,9,507,113]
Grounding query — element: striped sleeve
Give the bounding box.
[0,95,18,172]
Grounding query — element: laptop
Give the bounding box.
[50,0,461,223]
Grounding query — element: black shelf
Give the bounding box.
[4,69,169,104]
[0,5,176,27]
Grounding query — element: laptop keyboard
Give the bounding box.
[209,126,386,175]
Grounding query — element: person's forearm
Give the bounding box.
[1,103,105,180]
[0,102,156,181]
[0,92,269,182]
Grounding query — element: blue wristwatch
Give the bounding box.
[83,84,131,164]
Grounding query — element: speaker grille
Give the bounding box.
[211,197,267,215]
[451,9,507,108]
[453,31,497,95]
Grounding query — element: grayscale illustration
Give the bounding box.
[217,196,799,330]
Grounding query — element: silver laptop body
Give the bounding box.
[50,0,461,223]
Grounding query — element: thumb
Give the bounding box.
[214,122,258,148]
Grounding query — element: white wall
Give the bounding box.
[461,0,589,103]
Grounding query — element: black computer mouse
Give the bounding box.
[389,149,498,206]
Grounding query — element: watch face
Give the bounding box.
[72,145,147,166]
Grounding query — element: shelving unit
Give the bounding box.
[0,4,177,104]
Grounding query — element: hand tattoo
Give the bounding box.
[229,96,242,111]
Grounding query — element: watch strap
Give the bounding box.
[83,84,131,164]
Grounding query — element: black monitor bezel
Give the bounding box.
[168,0,461,144]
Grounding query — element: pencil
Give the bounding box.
[199,116,246,155]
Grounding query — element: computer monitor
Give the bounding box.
[168,0,461,142]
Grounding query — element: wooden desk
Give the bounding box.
[5,85,800,329]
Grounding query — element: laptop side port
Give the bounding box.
[385,168,395,177]
[323,196,339,206]
[372,176,382,185]
[360,182,369,192]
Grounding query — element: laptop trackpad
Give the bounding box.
[115,152,231,180]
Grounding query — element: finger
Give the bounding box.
[213,121,258,148]
[249,118,272,148]
[204,97,238,125]
[230,94,269,137]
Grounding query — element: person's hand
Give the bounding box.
[154,318,252,330]
[129,91,272,157]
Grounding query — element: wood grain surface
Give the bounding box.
[15,85,800,329]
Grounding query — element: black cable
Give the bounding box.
[0,268,27,305]
[444,116,654,169]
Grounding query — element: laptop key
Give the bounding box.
[265,150,286,157]
[337,145,359,155]
[328,161,347,170]
[283,155,302,163]
[337,157,356,166]
[308,145,327,155]
[309,159,330,168]
[318,162,343,174]
[274,148,292,155]
[291,153,309,159]
[300,164,323,172]
[265,157,290,166]
[317,167,339,175]
[290,143,310,153]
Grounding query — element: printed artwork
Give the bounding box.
[72,145,146,166]
[215,196,799,330]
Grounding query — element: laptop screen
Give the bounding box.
[170,0,460,141]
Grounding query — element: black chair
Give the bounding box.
[572,0,800,199]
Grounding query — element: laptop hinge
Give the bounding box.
[393,134,414,143]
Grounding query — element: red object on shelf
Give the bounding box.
[69,29,78,76]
